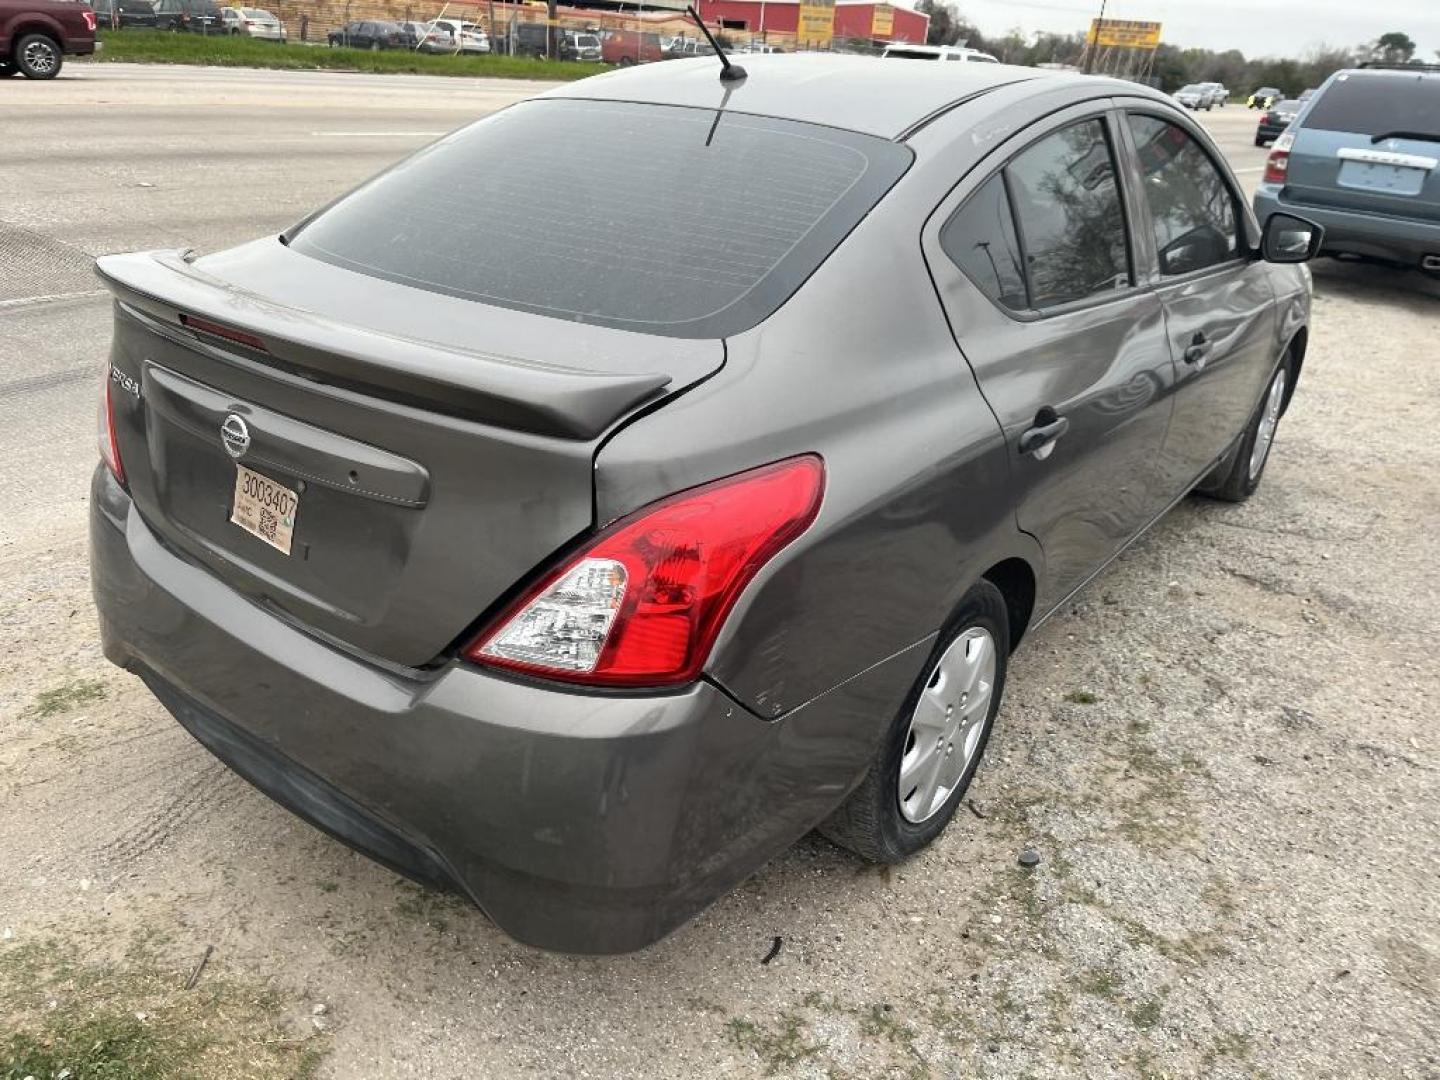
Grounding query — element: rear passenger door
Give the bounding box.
[1119,110,1278,489]
[924,107,1178,614]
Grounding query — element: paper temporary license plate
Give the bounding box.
[230,464,299,555]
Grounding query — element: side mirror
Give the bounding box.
[1259,212,1323,263]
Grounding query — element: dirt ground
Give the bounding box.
[2,70,1438,1078]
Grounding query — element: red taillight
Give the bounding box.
[180,313,268,352]
[466,456,826,688]
[83,10,97,29]
[1263,149,1289,184]
[98,367,125,485]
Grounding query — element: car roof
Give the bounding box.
[543,53,1144,140]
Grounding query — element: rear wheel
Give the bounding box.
[819,580,1008,863]
[15,33,62,79]
[1196,357,1291,503]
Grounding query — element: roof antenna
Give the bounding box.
[685,4,745,82]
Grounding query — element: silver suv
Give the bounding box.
[1253,65,1440,273]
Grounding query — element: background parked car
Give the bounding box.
[600,28,662,65]
[429,17,485,53]
[396,20,450,52]
[1254,65,1440,274]
[1197,81,1227,107]
[0,0,96,77]
[220,7,284,41]
[509,21,551,57]
[1173,83,1211,109]
[664,35,716,58]
[566,29,600,61]
[1254,97,1299,146]
[153,0,225,33]
[1247,85,1281,109]
[93,0,158,30]
[880,43,997,61]
[327,19,404,49]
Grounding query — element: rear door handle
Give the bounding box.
[1183,331,1211,365]
[1019,408,1069,460]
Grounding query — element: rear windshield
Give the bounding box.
[290,99,911,338]
[1304,73,1440,138]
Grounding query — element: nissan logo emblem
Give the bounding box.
[221,413,251,460]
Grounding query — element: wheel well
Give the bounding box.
[983,558,1036,652]
[1280,326,1306,416]
[9,22,60,51]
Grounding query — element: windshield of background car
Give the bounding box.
[289,99,913,339]
[1303,74,1440,138]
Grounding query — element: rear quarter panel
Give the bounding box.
[594,108,1053,717]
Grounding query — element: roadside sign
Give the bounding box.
[870,3,893,37]
[797,0,834,48]
[1085,18,1161,50]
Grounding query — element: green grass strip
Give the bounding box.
[89,29,598,80]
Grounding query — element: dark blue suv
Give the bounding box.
[1253,65,1440,273]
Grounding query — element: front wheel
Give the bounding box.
[1197,358,1291,503]
[15,33,62,79]
[819,580,1009,863]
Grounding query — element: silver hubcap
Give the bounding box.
[23,39,57,73]
[897,627,996,824]
[1248,368,1287,481]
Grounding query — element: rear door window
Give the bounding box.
[940,174,1027,310]
[290,99,912,338]
[1126,115,1239,276]
[1303,73,1440,139]
[1004,119,1131,308]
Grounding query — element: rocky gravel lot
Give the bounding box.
[2,69,1438,1078]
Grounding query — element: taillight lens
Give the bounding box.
[84,10,97,29]
[467,456,825,688]
[98,367,125,485]
[1263,132,1293,184]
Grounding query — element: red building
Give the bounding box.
[694,0,929,44]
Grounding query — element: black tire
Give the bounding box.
[618,54,635,66]
[1254,134,1267,147]
[819,580,1009,863]
[1196,355,1292,503]
[15,32,62,79]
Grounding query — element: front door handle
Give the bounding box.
[1183,330,1211,365]
[1019,407,1069,460]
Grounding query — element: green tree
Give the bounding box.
[916,0,959,46]
[1371,31,1415,63]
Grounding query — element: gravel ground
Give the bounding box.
[1,70,1438,1078]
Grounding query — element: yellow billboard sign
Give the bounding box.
[797,0,835,48]
[870,3,893,37]
[1086,18,1161,49]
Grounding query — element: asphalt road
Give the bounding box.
[2,66,1438,1080]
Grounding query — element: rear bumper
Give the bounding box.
[1254,185,1440,267]
[90,467,914,952]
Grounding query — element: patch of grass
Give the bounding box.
[1074,967,1121,999]
[0,934,327,1079]
[1129,997,1163,1031]
[89,30,598,80]
[723,1013,820,1075]
[315,880,339,894]
[1064,690,1098,705]
[857,1003,916,1046]
[25,677,107,719]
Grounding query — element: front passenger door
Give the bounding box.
[1122,113,1279,490]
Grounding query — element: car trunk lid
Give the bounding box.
[97,241,722,668]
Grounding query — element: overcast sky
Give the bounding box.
[924,0,1438,61]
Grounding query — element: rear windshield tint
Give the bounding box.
[1304,73,1440,138]
[289,99,912,338]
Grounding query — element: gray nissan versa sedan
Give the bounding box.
[90,55,1320,953]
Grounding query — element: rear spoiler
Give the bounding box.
[94,249,671,440]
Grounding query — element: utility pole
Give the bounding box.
[1081,0,1105,74]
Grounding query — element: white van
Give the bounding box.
[881,44,998,62]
